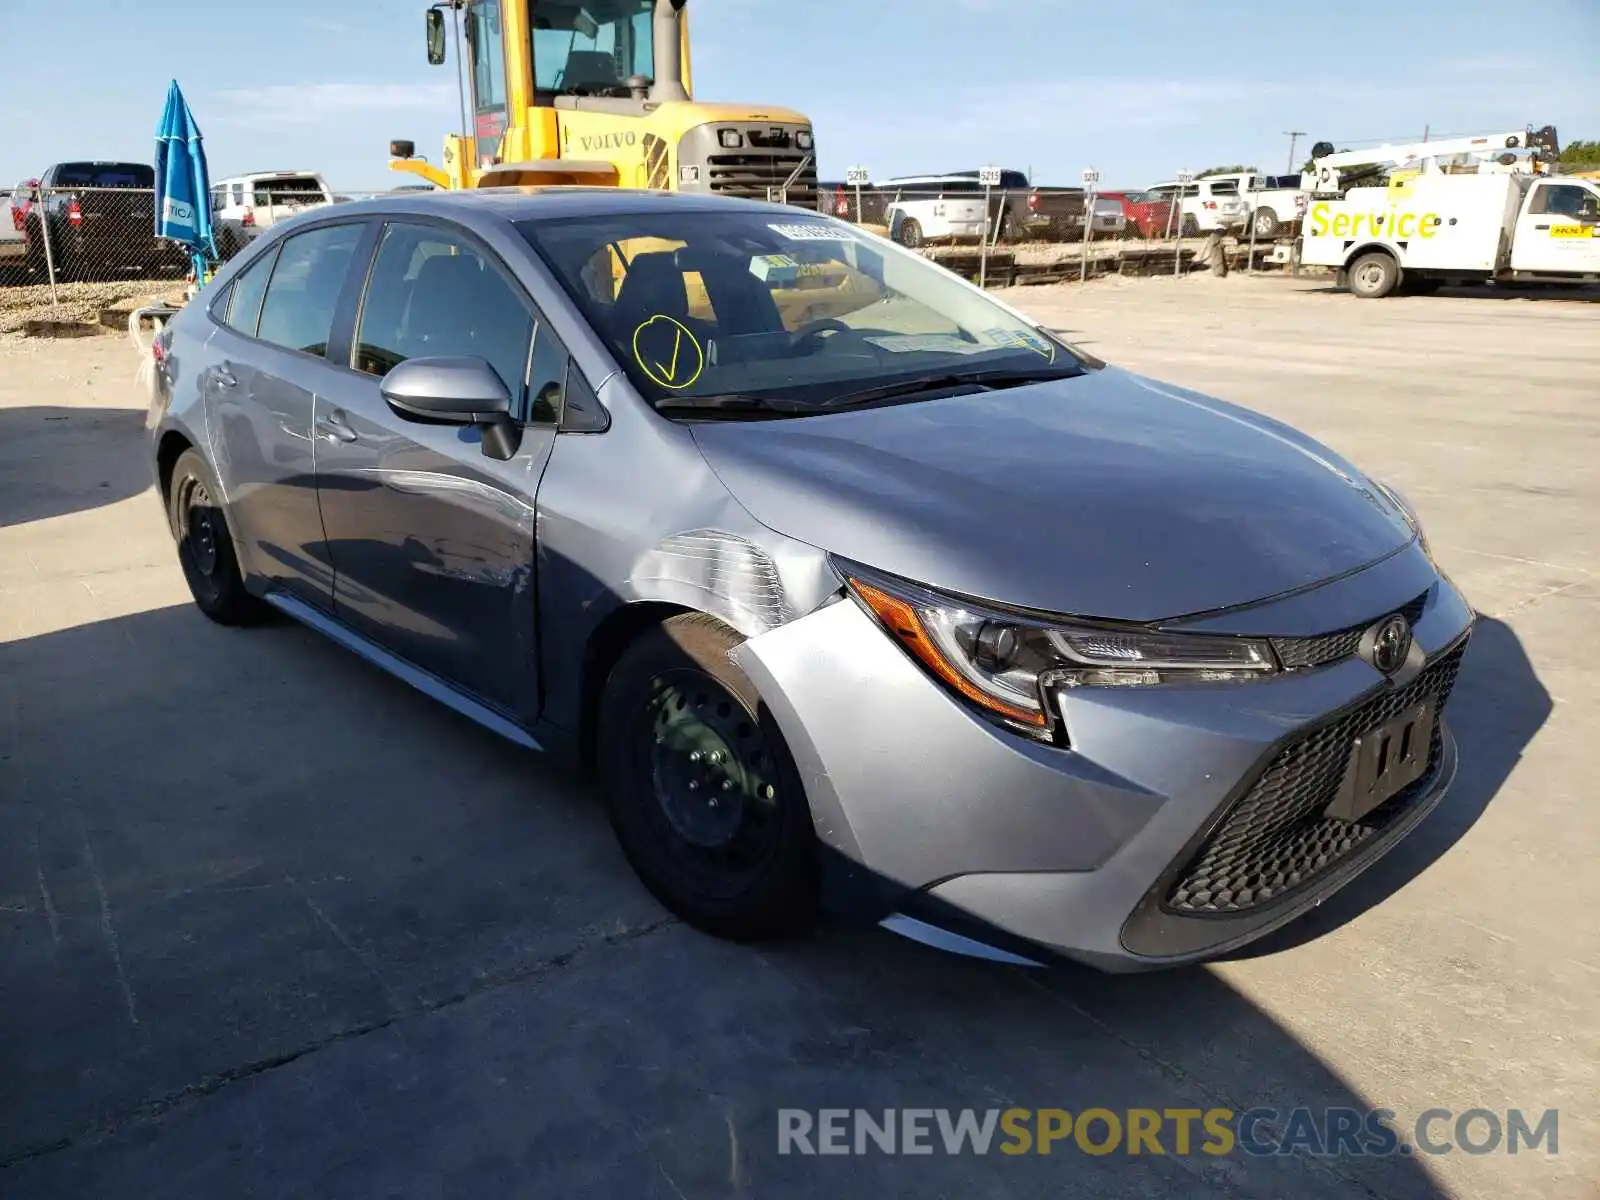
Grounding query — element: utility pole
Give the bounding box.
[1283,130,1306,174]
[1422,124,1430,142]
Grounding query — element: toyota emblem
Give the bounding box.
[1370,614,1413,676]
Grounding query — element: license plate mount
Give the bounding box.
[1326,697,1436,823]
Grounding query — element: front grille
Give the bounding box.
[707,152,818,209]
[1272,590,1430,670]
[1164,637,1467,916]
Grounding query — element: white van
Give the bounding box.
[210,171,335,256]
[874,174,991,248]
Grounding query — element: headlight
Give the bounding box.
[839,561,1278,739]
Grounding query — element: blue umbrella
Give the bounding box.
[154,79,215,283]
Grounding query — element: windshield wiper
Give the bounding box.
[813,365,1084,411]
[653,393,812,417]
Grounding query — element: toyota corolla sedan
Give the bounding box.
[147,189,1473,971]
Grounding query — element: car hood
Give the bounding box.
[690,367,1415,621]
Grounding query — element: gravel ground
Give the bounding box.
[0,279,184,336]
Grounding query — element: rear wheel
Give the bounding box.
[1252,207,1280,239]
[167,449,266,625]
[1180,214,1201,238]
[1347,251,1400,299]
[897,217,924,249]
[597,614,819,940]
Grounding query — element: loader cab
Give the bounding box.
[403,0,815,204]
[452,0,693,171]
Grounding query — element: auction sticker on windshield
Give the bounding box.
[768,222,856,242]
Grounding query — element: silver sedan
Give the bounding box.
[148,189,1473,970]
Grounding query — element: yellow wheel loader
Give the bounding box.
[389,0,818,208]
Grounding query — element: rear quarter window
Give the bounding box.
[221,245,279,338]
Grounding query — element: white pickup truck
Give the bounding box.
[1301,171,1600,296]
[210,171,335,257]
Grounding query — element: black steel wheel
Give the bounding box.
[167,448,265,624]
[598,613,818,939]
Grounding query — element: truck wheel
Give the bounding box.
[1180,214,1201,238]
[1252,208,1280,239]
[597,613,819,940]
[1347,251,1400,298]
[897,217,924,249]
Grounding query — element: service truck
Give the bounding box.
[1299,126,1600,297]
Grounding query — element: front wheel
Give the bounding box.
[597,614,819,940]
[1347,251,1400,298]
[1252,207,1280,239]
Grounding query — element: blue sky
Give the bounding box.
[2,0,1595,190]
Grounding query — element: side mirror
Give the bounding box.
[425,8,448,66]
[380,357,522,460]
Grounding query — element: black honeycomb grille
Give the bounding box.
[1164,637,1467,916]
[1272,591,1430,670]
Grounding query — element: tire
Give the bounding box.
[995,212,1013,244]
[597,613,819,940]
[1347,250,1400,299]
[897,217,924,249]
[166,449,266,625]
[1180,214,1201,238]
[1252,207,1280,239]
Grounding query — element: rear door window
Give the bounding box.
[255,223,366,357]
[353,222,535,413]
[1207,180,1240,195]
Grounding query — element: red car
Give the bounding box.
[1100,190,1178,239]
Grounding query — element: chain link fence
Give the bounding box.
[0,172,1325,333]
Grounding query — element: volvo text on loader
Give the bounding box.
[388,0,818,208]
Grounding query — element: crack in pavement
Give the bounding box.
[0,914,679,1173]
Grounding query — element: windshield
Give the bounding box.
[530,0,654,94]
[519,210,1082,411]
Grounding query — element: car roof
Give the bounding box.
[316,187,817,224]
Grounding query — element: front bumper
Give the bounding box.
[734,549,1474,971]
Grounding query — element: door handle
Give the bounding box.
[1534,224,1550,230]
[215,368,237,388]
[315,411,358,443]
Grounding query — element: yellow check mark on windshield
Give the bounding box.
[652,326,683,381]
[632,314,705,390]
